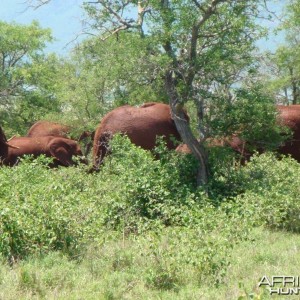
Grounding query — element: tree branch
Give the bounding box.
[98,0,135,29]
[24,0,51,10]
[187,0,227,88]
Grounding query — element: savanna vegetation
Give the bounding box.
[1,0,300,299]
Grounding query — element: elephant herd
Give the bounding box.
[1,102,300,169]
[0,102,183,168]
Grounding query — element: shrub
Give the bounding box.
[0,156,104,261]
[233,153,300,232]
[0,136,263,286]
[207,144,243,201]
[99,134,200,231]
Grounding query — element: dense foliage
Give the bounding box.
[0,136,299,295]
[0,21,60,135]
[260,0,300,104]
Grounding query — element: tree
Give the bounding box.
[0,21,59,134]
[41,31,172,136]
[55,33,166,120]
[27,0,281,188]
[80,0,274,187]
[0,21,52,98]
[262,0,300,104]
[281,0,300,105]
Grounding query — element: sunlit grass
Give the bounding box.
[0,228,299,299]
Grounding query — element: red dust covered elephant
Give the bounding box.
[0,126,86,167]
[27,121,72,138]
[27,120,94,156]
[276,105,300,161]
[176,105,300,163]
[93,102,187,167]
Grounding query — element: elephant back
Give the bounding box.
[93,102,187,166]
[27,121,71,138]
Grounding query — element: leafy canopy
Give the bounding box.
[0,21,59,134]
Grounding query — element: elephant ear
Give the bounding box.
[49,139,73,166]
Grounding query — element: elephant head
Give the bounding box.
[48,137,87,166]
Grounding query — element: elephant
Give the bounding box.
[0,126,19,162]
[27,121,71,138]
[176,135,252,164]
[276,104,300,161]
[176,105,300,163]
[93,102,188,167]
[1,130,86,167]
[27,120,95,156]
[231,105,300,162]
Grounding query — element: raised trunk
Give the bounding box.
[165,72,209,187]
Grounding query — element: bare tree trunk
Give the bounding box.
[284,87,289,105]
[165,71,209,187]
[289,67,298,105]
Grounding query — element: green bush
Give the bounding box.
[205,149,300,233]
[0,136,255,284]
[0,156,104,261]
[207,144,244,201]
[2,134,298,288]
[233,153,300,232]
[208,152,300,232]
[99,134,200,231]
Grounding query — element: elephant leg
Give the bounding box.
[84,141,92,157]
[94,133,111,168]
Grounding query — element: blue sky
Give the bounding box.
[256,0,286,51]
[0,0,85,54]
[0,0,286,55]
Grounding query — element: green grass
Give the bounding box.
[0,228,299,299]
[211,228,300,299]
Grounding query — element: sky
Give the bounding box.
[0,0,85,54]
[256,0,286,51]
[0,0,287,55]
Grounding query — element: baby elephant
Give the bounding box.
[4,136,87,167]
